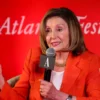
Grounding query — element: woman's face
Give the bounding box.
[45,16,69,52]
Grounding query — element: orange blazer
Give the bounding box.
[0,48,100,100]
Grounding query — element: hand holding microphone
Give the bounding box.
[39,48,59,99]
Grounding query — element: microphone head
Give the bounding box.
[46,48,55,56]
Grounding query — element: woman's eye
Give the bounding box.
[57,28,62,31]
[45,29,50,33]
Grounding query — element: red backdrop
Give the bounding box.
[0,0,100,80]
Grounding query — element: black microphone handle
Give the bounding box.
[44,69,51,82]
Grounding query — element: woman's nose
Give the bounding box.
[51,31,56,38]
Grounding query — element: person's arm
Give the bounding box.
[0,48,32,100]
[53,90,76,100]
[0,65,5,90]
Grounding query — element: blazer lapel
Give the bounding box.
[60,53,82,93]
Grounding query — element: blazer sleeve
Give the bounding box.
[77,56,100,100]
[0,48,32,100]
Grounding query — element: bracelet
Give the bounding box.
[66,95,72,100]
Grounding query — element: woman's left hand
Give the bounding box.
[40,79,58,100]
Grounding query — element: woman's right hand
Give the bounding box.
[0,65,5,90]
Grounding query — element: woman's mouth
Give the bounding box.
[51,42,60,47]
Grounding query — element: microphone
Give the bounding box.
[39,48,55,81]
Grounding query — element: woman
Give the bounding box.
[0,7,100,100]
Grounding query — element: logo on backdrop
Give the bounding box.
[77,16,100,35]
[0,15,100,35]
[0,16,40,35]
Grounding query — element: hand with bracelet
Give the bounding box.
[40,80,76,100]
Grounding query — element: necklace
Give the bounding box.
[55,61,66,67]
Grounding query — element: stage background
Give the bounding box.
[0,0,100,80]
